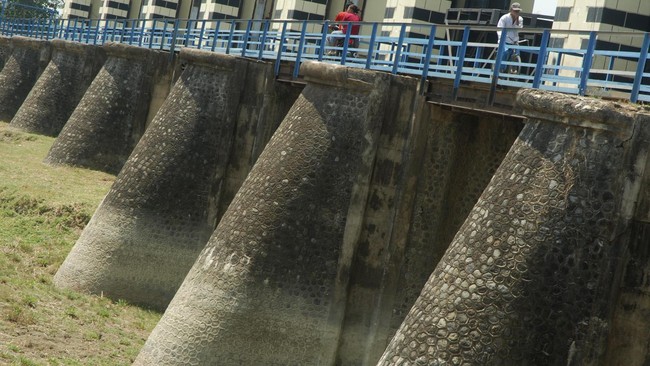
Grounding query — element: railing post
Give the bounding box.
[241,19,252,57]
[340,21,352,64]
[579,31,597,96]
[604,56,615,90]
[225,20,235,54]
[274,21,288,77]
[532,29,550,89]
[391,23,406,74]
[452,26,470,100]
[184,19,192,47]
[210,20,219,51]
[160,20,167,50]
[293,21,307,79]
[364,22,378,70]
[199,19,207,49]
[169,18,179,58]
[318,20,328,61]
[258,20,269,60]
[489,29,508,106]
[138,18,145,47]
[64,18,70,40]
[128,18,136,45]
[631,32,650,103]
[420,24,437,92]
[149,19,156,48]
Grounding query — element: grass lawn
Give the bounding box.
[0,122,161,365]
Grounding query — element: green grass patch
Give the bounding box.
[0,123,161,365]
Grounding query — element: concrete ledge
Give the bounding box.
[179,48,237,70]
[10,36,49,50]
[103,42,160,60]
[51,39,96,55]
[301,60,376,91]
[517,89,646,133]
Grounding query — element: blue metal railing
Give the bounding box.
[1,17,650,103]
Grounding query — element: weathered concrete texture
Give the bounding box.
[134,62,393,366]
[0,36,51,122]
[53,50,248,311]
[0,36,12,72]
[333,74,423,366]
[606,222,650,366]
[337,104,524,365]
[378,90,650,365]
[44,42,169,174]
[217,60,303,222]
[604,115,650,366]
[10,40,106,136]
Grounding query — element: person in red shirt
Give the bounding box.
[326,4,361,55]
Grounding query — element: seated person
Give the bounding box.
[326,4,361,54]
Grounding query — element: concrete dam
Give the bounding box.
[1,34,649,365]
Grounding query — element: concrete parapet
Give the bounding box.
[378,90,650,365]
[10,40,106,136]
[44,42,170,174]
[0,36,51,122]
[53,50,247,310]
[134,61,394,365]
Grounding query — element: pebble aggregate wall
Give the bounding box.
[0,36,12,71]
[44,42,169,174]
[53,50,251,310]
[0,36,50,122]
[10,40,105,136]
[378,90,650,365]
[133,61,395,365]
[337,104,524,365]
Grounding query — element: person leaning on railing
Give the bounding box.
[326,4,361,56]
[496,2,523,72]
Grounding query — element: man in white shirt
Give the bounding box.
[496,2,523,72]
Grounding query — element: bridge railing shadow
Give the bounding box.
[1,16,649,104]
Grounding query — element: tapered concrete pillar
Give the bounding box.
[0,36,50,122]
[134,62,393,365]
[0,36,12,71]
[10,40,105,136]
[378,90,650,365]
[44,42,168,174]
[53,50,247,311]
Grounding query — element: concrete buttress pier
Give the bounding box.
[378,90,650,365]
[133,61,395,365]
[44,42,169,174]
[0,36,50,122]
[10,40,106,136]
[53,50,248,310]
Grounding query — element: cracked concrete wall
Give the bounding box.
[378,90,650,365]
[133,61,397,366]
[10,40,106,136]
[44,42,170,174]
[0,36,50,122]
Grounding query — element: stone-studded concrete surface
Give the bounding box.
[378,90,650,365]
[0,37,50,122]
[133,62,392,365]
[44,43,165,174]
[388,109,523,337]
[10,40,105,136]
[53,50,247,310]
